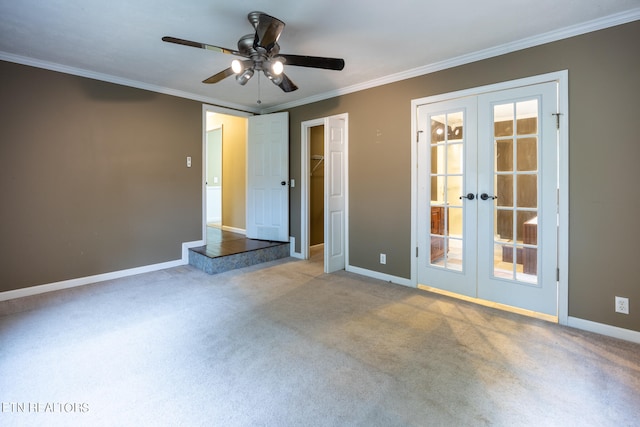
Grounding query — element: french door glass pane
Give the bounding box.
[430,111,464,270]
[496,139,513,171]
[517,175,537,208]
[449,207,463,236]
[492,99,539,284]
[447,176,463,206]
[517,138,537,171]
[496,175,513,207]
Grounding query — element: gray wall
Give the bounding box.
[286,21,640,332]
[0,61,202,292]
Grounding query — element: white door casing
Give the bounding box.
[247,112,289,242]
[300,114,348,273]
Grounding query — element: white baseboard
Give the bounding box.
[345,267,640,344]
[221,225,245,234]
[0,240,204,302]
[567,316,640,344]
[289,236,303,259]
[346,265,413,288]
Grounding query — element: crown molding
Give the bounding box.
[0,52,261,114]
[1,8,637,115]
[262,8,640,113]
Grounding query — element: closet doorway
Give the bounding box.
[301,114,348,273]
[309,125,325,249]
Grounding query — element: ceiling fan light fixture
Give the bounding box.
[263,68,283,85]
[231,59,243,74]
[162,11,344,94]
[236,68,254,85]
[271,59,284,75]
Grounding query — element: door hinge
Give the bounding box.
[416,247,419,257]
[556,268,560,281]
[552,113,563,130]
[417,130,423,142]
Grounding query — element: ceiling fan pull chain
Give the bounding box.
[257,73,262,104]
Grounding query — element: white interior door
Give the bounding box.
[417,82,558,316]
[246,112,289,242]
[325,115,347,273]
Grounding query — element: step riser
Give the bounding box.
[189,244,290,275]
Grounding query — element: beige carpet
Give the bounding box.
[1,252,639,426]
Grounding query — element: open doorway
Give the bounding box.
[309,125,325,251]
[301,114,348,273]
[203,105,252,243]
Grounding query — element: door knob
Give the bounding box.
[459,193,475,200]
[281,181,287,186]
[480,193,498,200]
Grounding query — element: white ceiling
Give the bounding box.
[1,1,638,113]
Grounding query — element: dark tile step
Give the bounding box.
[189,242,290,275]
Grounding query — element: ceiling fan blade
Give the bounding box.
[203,67,235,84]
[251,12,285,51]
[280,54,345,71]
[276,73,298,92]
[162,36,246,57]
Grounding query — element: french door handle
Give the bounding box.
[460,193,475,200]
[480,193,498,200]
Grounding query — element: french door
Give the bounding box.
[417,82,558,316]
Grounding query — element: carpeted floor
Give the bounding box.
[1,252,639,426]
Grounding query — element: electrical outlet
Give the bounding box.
[380,253,386,264]
[615,296,629,314]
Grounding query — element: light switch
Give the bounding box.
[186,156,192,168]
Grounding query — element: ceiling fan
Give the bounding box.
[162,11,345,93]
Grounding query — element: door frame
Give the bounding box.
[410,71,569,324]
[201,104,253,241]
[300,114,349,272]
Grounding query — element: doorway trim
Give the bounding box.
[300,118,324,260]
[201,104,253,242]
[410,70,569,324]
[300,114,349,272]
